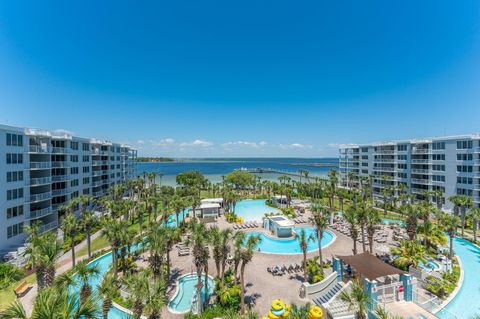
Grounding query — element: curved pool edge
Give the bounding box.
[112,300,147,319]
[433,248,465,314]
[250,228,337,255]
[167,272,215,315]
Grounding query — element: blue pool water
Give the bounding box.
[234,199,280,221]
[381,218,405,227]
[437,238,480,318]
[168,274,215,314]
[418,258,440,271]
[245,226,335,254]
[166,209,187,227]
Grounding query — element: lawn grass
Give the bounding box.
[76,236,110,258]
[0,273,36,311]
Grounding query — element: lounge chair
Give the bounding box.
[178,249,190,256]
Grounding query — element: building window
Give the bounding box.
[457,165,473,173]
[432,165,445,171]
[82,143,89,151]
[71,141,79,150]
[71,179,79,187]
[432,154,445,161]
[83,188,90,195]
[6,205,24,219]
[70,167,79,175]
[6,133,23,147]
[6,153,23,164]
[71,155,78,162]
[82,155,89,162]
[457,140,473,149]
[432,175,445,182]
[83,177,90,184]
[83,166,90,173]
[7,188,24,201]
[432,142,445,150]
[457,153,473,161]
[7,222,24,239]
[7,171,23,182]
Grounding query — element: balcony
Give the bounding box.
[411,187,430,194]
[474,196,480,203]
[412,159,431,164]
[28,145,50,153]
[51,147,69,154]
[412,149,431,154]
[92,181,103,187]
[92,160,107,166]
[92,190,106,197]
[474,147,480,153]
[373,158,396,163]
[411,178,431,185]
[411,169,431,174]
[30,192,51,203]
[51,161,69,168]
[51,175,71,182]
[38,221,58,234]
[474,159,480,165]
[30,162,51,169]
[29,177,51,186]
[473,184,480,190]
[373,167,395,172]
[28,207,52,219]
[52,189,71,196]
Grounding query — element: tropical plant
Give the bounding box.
[469,207,480,243]
[0,263,23,290]
[339,280,370,319]
[74,260,100,304]
[80,210,98,259]
[97,274,118,319]
[238,233,261,314]
[390,240,427,271]
[102,217,127,279]
[441,213,461,260]
[296,228,314,282]
[61,213,78,267]
[310,204,329,271]
[365,207,380,253]
[306,257,324,284]
[343,206,359,255]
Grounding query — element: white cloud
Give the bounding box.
[179,139,213,148]
[151,138,175,147]
[279,143,313,150]
[221,141,261,149]
[136,140,145,145]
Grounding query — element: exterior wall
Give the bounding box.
[0,124,137,254]
[339,134,480,212]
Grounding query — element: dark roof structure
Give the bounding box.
[336,252,406,281]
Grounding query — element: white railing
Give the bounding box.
[52,189,70,196]
[411,169,430,174]
[30,192,51,202]
[38,221,58,234]
[29,207,52,219]
[51,161,68,168]
[92,181,103,187]
[412,159,431,164]
[29,177,51,186]
[29,145,50,153]
[373,167,395,172]
[51,175,70,182]
[92,160,107,165]
[51,147,69,154]
[411,178,431,184]
[412,149,431,154]
[30,162,51,169]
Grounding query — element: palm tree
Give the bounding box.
[97,274,117,319]
[186,222,209,315]
[339,280,370,319]
[343,207,359,255]
[365,207,381,253]
[61,213,78,267]
[296,229,314,282]
[80,210,97,259]
[403,204,420,240]
[74,260,100,304]
[102,217,127,279]
[390,240,427,270]
[239,234,261,314]
[310,205,329,272]
[24,231,62,290]
[1,285,100,319]
[163,225,181,284]
[442,213,460,260]
[146,224,166,280]
[470,208,480,243]
[143,279,166,319]
[122,270,149,319]
[448,194,473,237]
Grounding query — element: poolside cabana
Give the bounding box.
[263,215,295,238]
[197,203,221,218]
[271,195,288,206]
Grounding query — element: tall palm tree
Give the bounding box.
[339,280,370,319]
[296,229,314,282]
[403,204,420,240]
[343,207,359,255]
[186,222,209,315]
[143,279,166,319]
[24,231,62,290]
[470,207,480,243]
[80,210,98,259]
[61,213,78,267]
[238,234,261,314]
[163,225,181,284]
[123,270,149,319]
[97,274,117,319]
[310,205,329,272]
[102,217,127,279]
[147,224,167,280]
[442,213,460,260]
[1,285,100,319]
[365,207,381,253]
[74,260,100,304]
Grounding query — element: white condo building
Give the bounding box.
[0,124,137,254]
[338,134,480,212]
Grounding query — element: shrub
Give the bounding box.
[0,263,24,290]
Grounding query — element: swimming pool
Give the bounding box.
[381,218,405,227]
[166,209,187,227]
[168,273,215,314]
[234,199,280,221]
[244,226,335,254]
[418,258,441,271]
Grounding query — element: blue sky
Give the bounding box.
[0,0,479,157]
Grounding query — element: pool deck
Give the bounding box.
[153,211,402,318]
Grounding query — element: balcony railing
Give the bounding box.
[29,145,50,153]
[51,147,69,154]
[29,177,51,186]
[28,207,52,219]
[412,159,431,164]
[411,187,430,194]
[412,169,431,174]
[92,160,107,166]
[92,181,103,187]
[30,162,51,169]
[30,192,51,202]
[412,149,430,154]
[51,175,71,182]
[373,158,396,162]
[51,161,69,168]
[38,221,58,234]
[411,178,431,185]
[474,147,480,153]
[52,189,70,196]
[373,167,395,172]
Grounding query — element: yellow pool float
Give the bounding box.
[307,305,323,319]
[266,299,291,319]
